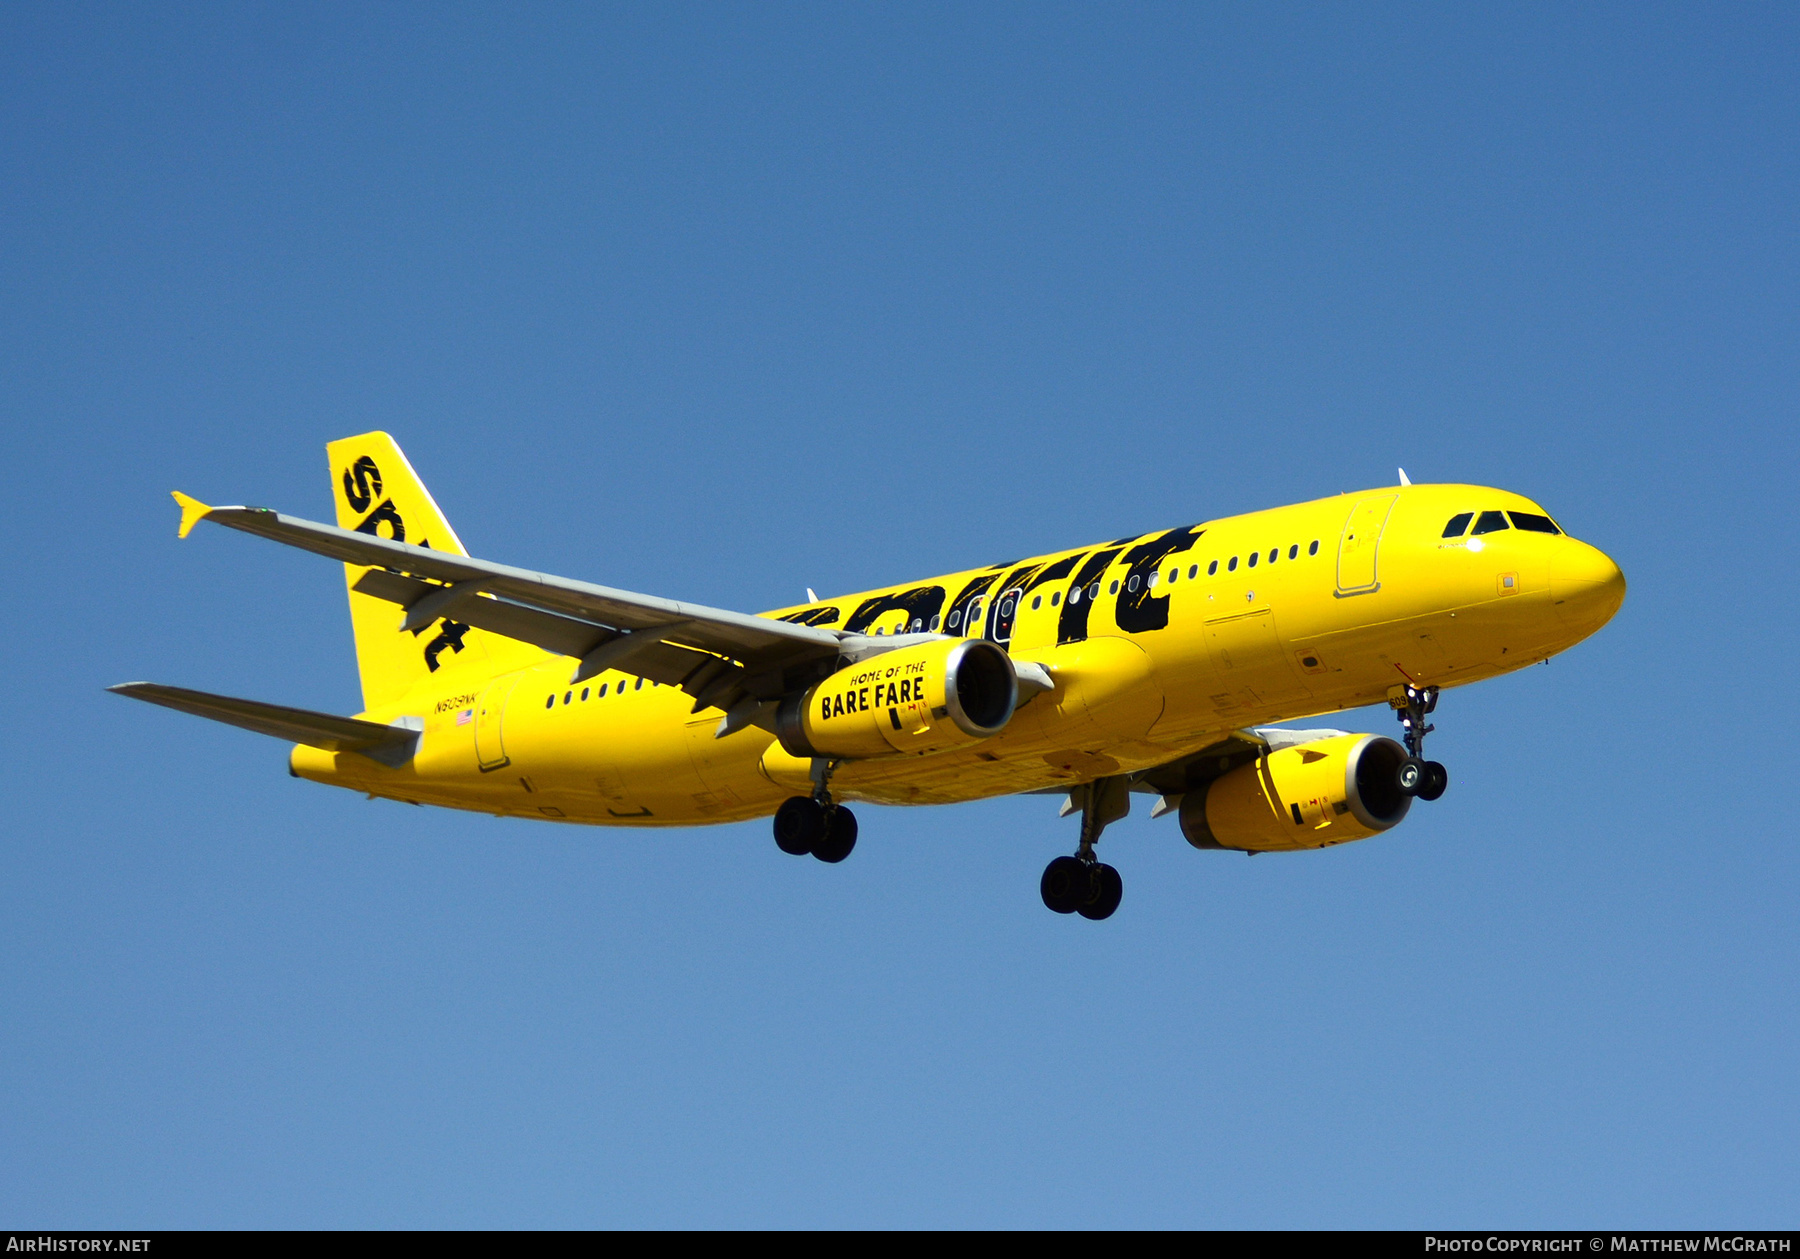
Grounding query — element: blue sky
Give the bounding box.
[2,3,1795,1227]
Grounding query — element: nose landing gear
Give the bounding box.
[772,758,858,863]
[1040,776,1127,920]
[1391,684,1449,802]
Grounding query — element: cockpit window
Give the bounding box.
[1442,512,1473,538]
[1507,511,1561,534]
[1471,510,1510,535]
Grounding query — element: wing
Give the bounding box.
[109,682,421,765]
[172,494,849,723]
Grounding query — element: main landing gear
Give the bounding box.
[1041,776,1127,920]
[1391,683,1449,803]
[772,758,858,863]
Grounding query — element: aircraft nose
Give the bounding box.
[1550,539,1626,633]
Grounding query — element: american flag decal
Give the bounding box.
[456,709,473,726]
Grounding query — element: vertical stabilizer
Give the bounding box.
[327,432,493,711]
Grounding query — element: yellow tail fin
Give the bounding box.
[326,432,501,711]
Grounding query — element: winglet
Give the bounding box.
[171,491,213,539]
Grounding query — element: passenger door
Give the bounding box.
[474,672,524,771]
[1336,494,1397,595]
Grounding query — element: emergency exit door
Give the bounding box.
[986,587,1024,648]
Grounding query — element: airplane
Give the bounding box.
[112,432,1625,920]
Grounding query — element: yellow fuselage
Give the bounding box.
[291,483,1624,825]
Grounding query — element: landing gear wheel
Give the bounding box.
[1076,863,1123,920]
[812,806,858,863]
[1391,684,1451,801]
[1041,855,1088,914]
[1418,761,1448,802]
[773,796,823,855]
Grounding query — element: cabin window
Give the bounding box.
[929,614,941,630]
[1508,511,1561,534]
[970,600,983,624]
[1066,587,1080,606]
[1128,575,1142,592]
[635,677,644,690]
[562,691,572,705]
[999,596,1017,618]
[1167,567,1178,584]
[1228,556,1238,572]
[1288,544,1298,559]
[1188,564,1198,579]
[1088,582,1101,600]
[1472,510,1510,535]
[581,687,589,700]
[1031,595,1042,610]
[544,695,554,709]
[599,683,608,697]
[1308,540,1319,555]
[1050,591,1061,606]
[1268,548,1278,563]
[1442,512,1474,538]
[1248,552,1258,568]
[1207,560,1218,576]
[1109,580,1120,594]
[948,610,962,628]
[1146,572,1159,588]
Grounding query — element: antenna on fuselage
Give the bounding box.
[806,588,818,603]
[1398,468,1412,486]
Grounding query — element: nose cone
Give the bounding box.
[1551,539,1626,634]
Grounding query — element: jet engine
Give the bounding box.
[775,639,1017,759]
[1180,733,1411,852]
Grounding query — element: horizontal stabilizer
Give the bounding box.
[108,682,420,764]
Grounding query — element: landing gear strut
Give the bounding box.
[1390,684,1449,802]
[1041,776,1126,920]
[772,758,857,863]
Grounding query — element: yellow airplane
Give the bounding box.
[113,432,1625,920]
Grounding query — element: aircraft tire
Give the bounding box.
[1396,757,1426,797]
[1418,761,1448,802]
[812,807,858,863]
[1076,863,1123,921]
[1040,855,1088,914]
[774,796,823,855]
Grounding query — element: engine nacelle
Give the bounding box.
[1180,733,1411,852]
[775,639,1017,760]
